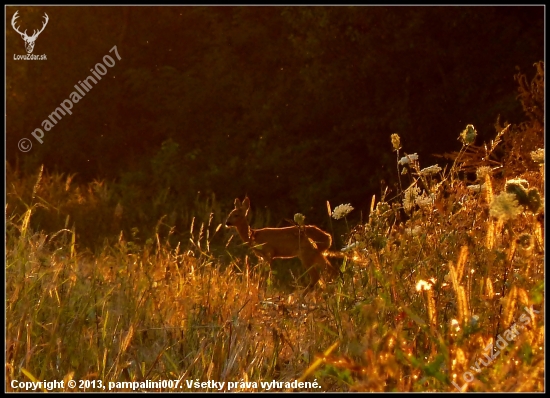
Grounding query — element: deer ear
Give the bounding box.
[242,197,250,211]
[234,198,241,207]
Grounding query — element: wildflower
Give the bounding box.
[505,179,529,205]
[391,134,401,151]
[450,319,461,332]
[294,213,305,226]
[415,193,434,208]
[467,184,486,193]
[476,166,492,180]
[505,178,529,191]
[489,192,522,221]
[341,241,366,252]
[332,203,354,220]
[376,201,390,213]
[530,148,544,164]
[404,225,422,237]
[403,185,420,212]
[419,164,442,176]
[416,279,432,291]
[459,124,477,145]
[398,153,419,166]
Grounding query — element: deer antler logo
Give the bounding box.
[11,11,49,54]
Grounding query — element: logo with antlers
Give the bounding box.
[11,11,49,54]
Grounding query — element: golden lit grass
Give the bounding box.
[6,162,544,391]
[6,197,348,392]
[5,63,545,393]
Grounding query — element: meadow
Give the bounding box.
[5,63,544,392]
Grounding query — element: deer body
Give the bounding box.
[226,197,337,294]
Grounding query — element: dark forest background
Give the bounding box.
[6,6,544,248]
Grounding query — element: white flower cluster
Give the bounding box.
[415,193,435,208]
[332,203,354,220]
[404,225,422,237]
[341,241,366,252]
[398,153,419,166]
[415,279,432,291]
[490,192,522,221]
[505,178,529,191]
[419,164,442,176]
[467,184,486,193]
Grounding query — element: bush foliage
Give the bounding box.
[7,7,543,222]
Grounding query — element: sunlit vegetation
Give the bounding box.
[6,64,544,392]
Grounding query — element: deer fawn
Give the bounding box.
[225,197,338,294]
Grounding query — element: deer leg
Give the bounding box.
[302,264,320,296]
[323,255,341,280]
[298,245,322,295]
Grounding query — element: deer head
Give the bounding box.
[12,11,49,54]
[225,197,250,227]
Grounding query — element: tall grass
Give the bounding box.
[6,63,544,392]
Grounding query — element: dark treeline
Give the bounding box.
[7,6,543,235]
